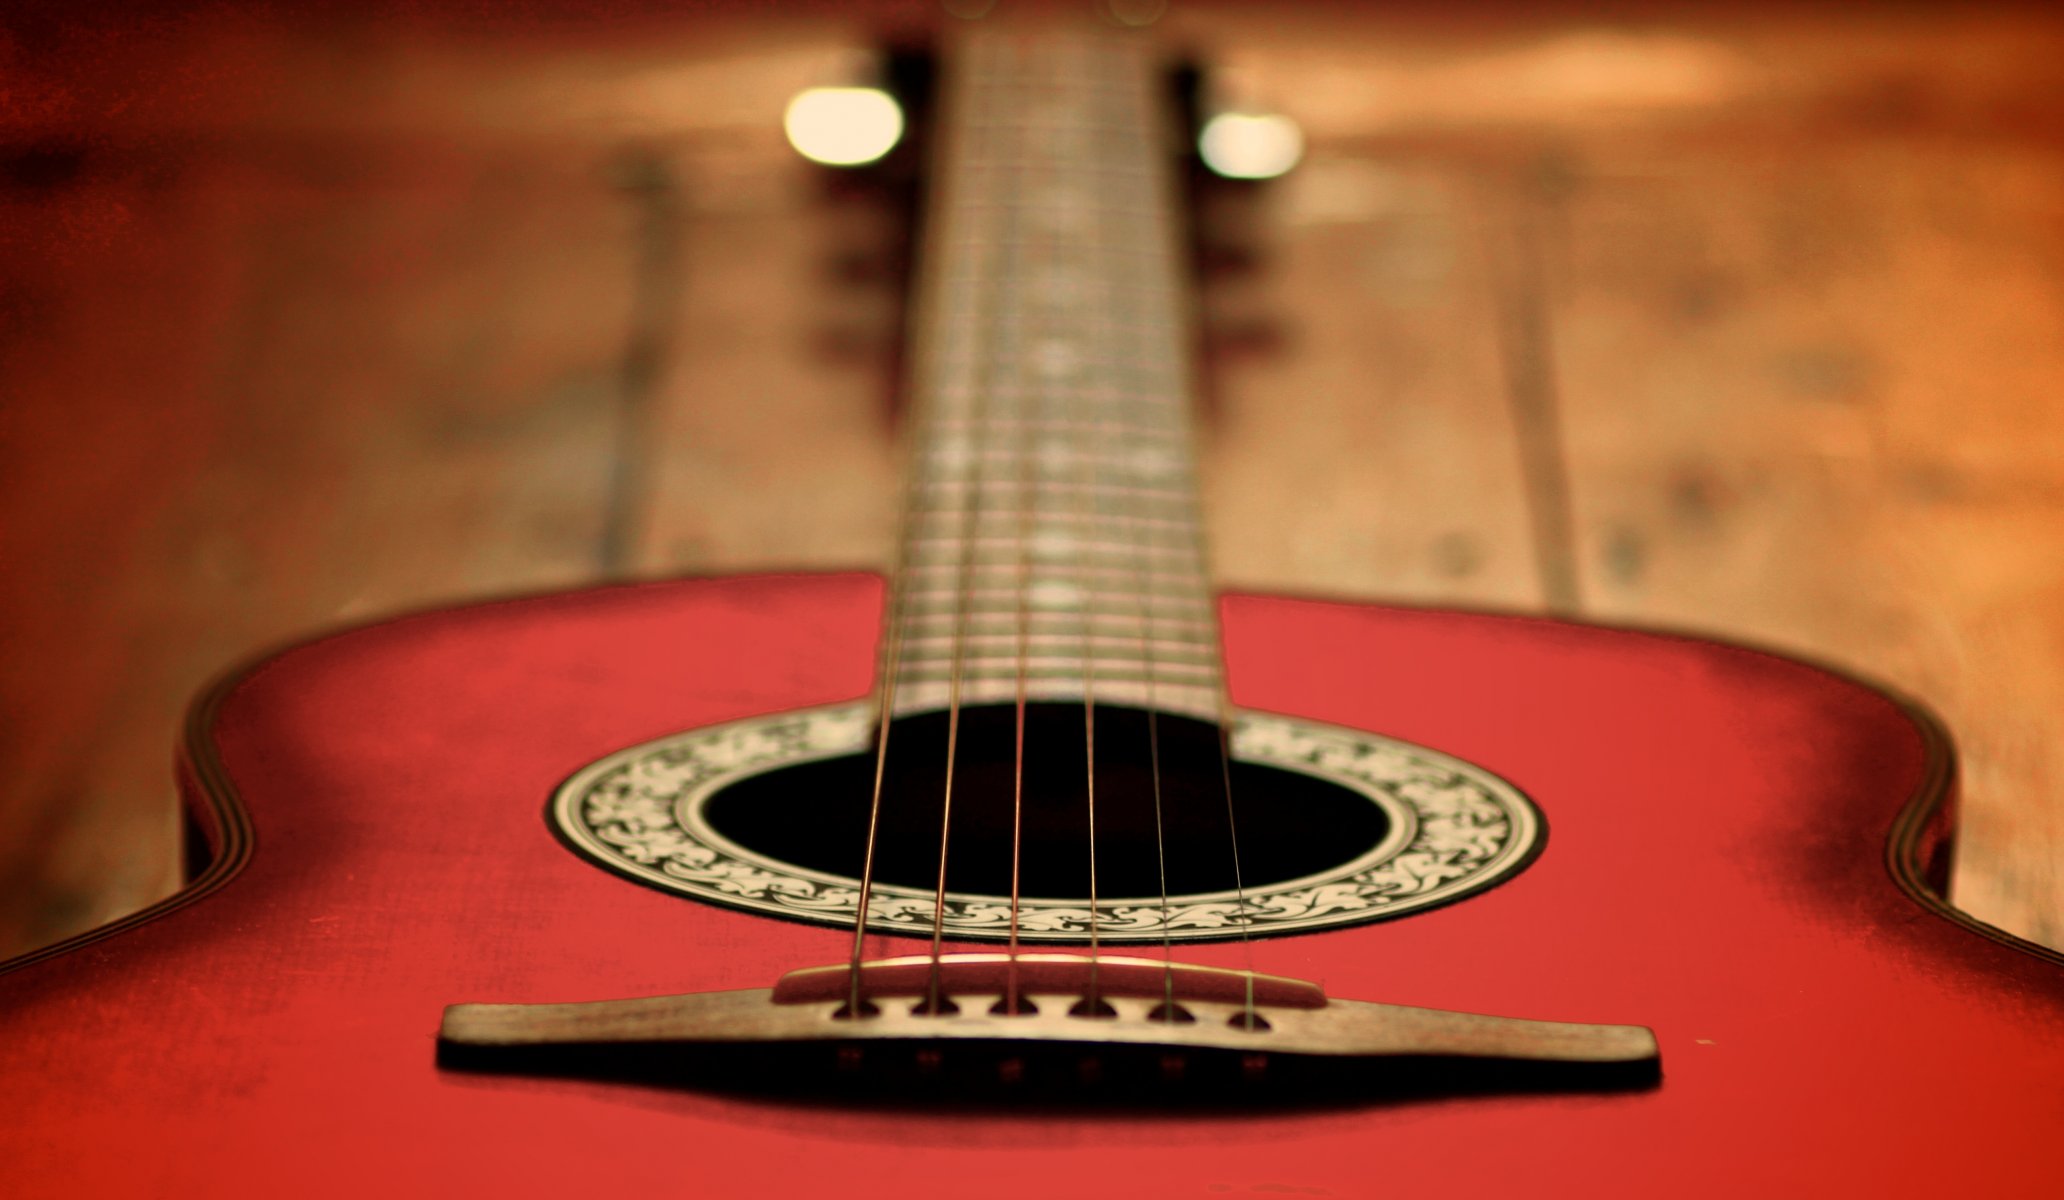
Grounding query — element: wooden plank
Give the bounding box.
[1203,158,1542,610]
[0,144,637,956]
[626,153,901,576]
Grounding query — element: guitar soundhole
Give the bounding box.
[700,703,1388,900]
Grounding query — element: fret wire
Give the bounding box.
[904,549,1205,574]
[904,582,1205,603]
[904,540,1201,563]
[896,584,1211,606]
[927,417,1188,438]
[901,579,1211,601]
[950,157,1151,175]
[929,348,1183,369]
[899,678,1223,697]
[970,204,1158,225]
[898,610,1217,632]
[951,114,1156,134]
[927,333,1183,357]
[928,344,1184,364]
[925,377,1185,398]
[901,561,1205,582]
[910,478,1198,501]
[908,509,1198,532]
[899,568,1209,591]
[908,467,1201,492]
[900,561,1208,581]
[931,362,1187,385]
[912,503,1205,526]
[896,662,1224,683]
[903,540,1199,562]
[922,406,1186,427]
[892,686,1222,722]
[896,667,1219,687]
[940,230,1164,251]
[895,627,1213,656]
[898,655,1221,675]
[897,631,1216,653]
[898,629,1217,652]
[908,515,1205,537]
[935,276,1175,300]
[916,475,1197,497]
[907,630,1213,658]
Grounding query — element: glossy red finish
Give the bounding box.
[3,574,2059,1197]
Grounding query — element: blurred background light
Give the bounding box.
[1198,111,1304,180]
[784,86,904,166]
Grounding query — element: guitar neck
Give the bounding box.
[888,27,1222,724]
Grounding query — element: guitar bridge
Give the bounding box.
[438,954,1658,1100]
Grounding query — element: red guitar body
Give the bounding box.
[3,573,2060,1197]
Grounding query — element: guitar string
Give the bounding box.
[1064,33,1112,1017]
[1004,34,1038,1019]
[1025,32,1218,1017]
[842,30,982,1018]
[1126,47,1183,1020]
[1131,45,1265,1025]
[1100,34,1258,1023]
[854,29,1257,1023]
[1099,51,1179,1021]
[845,466,911,1009]
[1019,35,1251,1024]
[922,39,1017,1016]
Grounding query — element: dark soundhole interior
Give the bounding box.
[701,703,1389,899]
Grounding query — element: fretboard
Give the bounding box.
[884,28,1220,724]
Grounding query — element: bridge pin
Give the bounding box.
[1067,996,1119,1019]
[1146,1001,1196,1024]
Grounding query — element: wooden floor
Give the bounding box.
[4,2,2062,958]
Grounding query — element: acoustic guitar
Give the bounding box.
[4,21,2059,1199]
